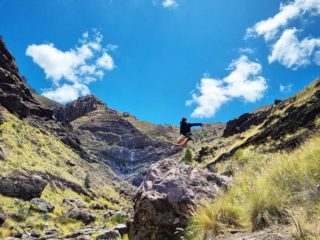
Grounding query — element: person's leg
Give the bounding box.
[176,135,185,145]
[181,138,189,148]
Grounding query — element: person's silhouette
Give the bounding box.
[177,117,203,147]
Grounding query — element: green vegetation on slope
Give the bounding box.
[187,133,320,239]
[0,107,131,238]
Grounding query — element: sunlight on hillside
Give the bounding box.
[188,134,320,240]
[0,108,130,237]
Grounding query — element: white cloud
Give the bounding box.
[96,52,114,70]
[280,84,293,93]
[268,28,320,68]
[162,0,178,8]
[247,0,320,41]
[43,83,90,104]
[239,48,255,54]
[26,30,116,103]
[187,56,267,118]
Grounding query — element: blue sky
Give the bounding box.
[0,0,319,125]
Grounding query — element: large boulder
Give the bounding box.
[0,171,47,200]
[129,158,231,240]
[64,209,96,225]
[30,198,55,213]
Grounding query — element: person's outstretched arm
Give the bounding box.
[189,123,203,127]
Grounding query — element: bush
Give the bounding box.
[182,147,193,164]
[187,198,241,239]
[246,181,288,231]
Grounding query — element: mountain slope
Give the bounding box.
[0,36,133,239]
[186,79,320,239]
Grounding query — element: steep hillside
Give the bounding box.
[122,114,179,143]
[184,80,320,171]
[0,37,133,239]
[34,94,182,186]
[185,79,320,239]
[0,107,133,239]
[69,102,181,186]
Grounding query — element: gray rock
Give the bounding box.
[63,226,104,239]
[64,209,96,225]
[76,235,93,240]
[0,205,6,226]
[129,158,231,240]
[91,202,105,210]
[30,198,55,213]
[96,230,121,240]
[0,171,47,200]
[114,224,128,236]
[66,160,77,167]
[0,147,6,161]
[45,229,59,236]
[104,209,117,218]
[13,231,23,238]
[30,229,40,238]
[63,197,87,208]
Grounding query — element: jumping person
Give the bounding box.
[177,117,203,147]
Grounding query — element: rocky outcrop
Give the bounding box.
[71,108,181,185]
[63,197,88,209]
[0,170,93,201]
[0,171,47,200]
[64,209,96,225]
[56,95,107,122]
[0,206,6,226]
[207,81,320,169]
[129,158,231,240]
[96,230,121,240]
[223,105,272,138]
[30,198,55,213]
[30,171,91,197]
[0,36,53,119]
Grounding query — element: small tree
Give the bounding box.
[182,147,193,164]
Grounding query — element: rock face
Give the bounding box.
[0,171,47,200]
[70,105,181,185]
[129,158,231,240]
[56,95,107,122]
[0,36,53,119]
[223,105,272,138]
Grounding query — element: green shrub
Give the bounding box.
[182,147,193,164]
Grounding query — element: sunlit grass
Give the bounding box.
[188,135,320,239]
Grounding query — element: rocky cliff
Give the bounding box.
[67,98,181,185]
[0,36,134,239]
[0,36,53,119]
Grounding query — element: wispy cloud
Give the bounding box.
[246,0,320,41]
[239,47,255,54]
[280,83,293,93]
[268,28,320,69]
[187,56,267,118]
[162,0,178,8]
[26,30,116,103]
